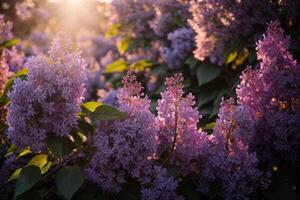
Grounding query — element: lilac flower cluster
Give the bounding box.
[110,0,155,39]
[156,73,206,173]
[140,165,183,200]
[0,14,13,43]
[86,72,157,192]
[161,27,195,69]
[1,47,25,73]
[86,72,182,199]
[197,99,266,199]
[154,74,265,199]
[237,21,300,164]
[188,0,277,65]
[148,0,189,38]
[0,15,15,125]
[7,33,87,152]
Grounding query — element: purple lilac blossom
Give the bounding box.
[0,14,13,43]
[140,165,183,200]
[161,27,195,69]
[86,72,157,192]
[188,0,276,65]
[148,0,189,37]
[7,33,87,152]
[237,21,300,164]
[109,0,155,39]
[198,99,267,200]
[156,73,205,173]
[1,47,25,73]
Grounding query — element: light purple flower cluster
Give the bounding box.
[237,21,300,164]
[86,71,157,192]
[1,47,25,73]
[188,0,276,65]
[7,33,87,152]
[156,73,205,172]
[148,0,189,37]
[198,99,266,200]
[86,72,182,199]
[0,14,13,43]
[110,0,155,39]
[140,165,183,200]
[161,27,195,69]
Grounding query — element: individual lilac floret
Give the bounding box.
[161,27,195,69]
[198,99,267,200]
[7,33,87,152]
[156,73,204,173]
[86,72,157,193]
[237,21,300,164]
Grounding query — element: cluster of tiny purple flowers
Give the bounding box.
[237,21,300,165]
[7,33,87,152]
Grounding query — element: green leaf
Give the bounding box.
[130,59,154,71]
[4,144,18,157]
[117,36,134,55]
[81,101,103,113]
[81,101,126,121]
[77,119,93,134]
[226,51,238,64]
[8,154,48,181]
[0,68,29,105]
[197,91,217,107]
[103,59,129,74]
[0,38,20,49]
[8,168,22,181]
[91,104,126,120]
[46,135,75,158]
[41,162,52,174]
[196,63,221,86]
[27,154,48,169]
[16,147,31,159]
[105,23,122,39]
[202,122,216,130]
[14,166,41,198]
[56,166,84,200]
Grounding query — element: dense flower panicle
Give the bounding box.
[1,47,25,73]
[0,14,13,43]
[140,166,183,200]
[238,21,300,164]
[188,0,276,65]
[236,67,264,114]
[161,27,195,69]
[198,99,266,200]
[7,34,87,152]
[110,0,155,39]
[156,73,203,172]
[86,72,157,193]
[148,0,189,37]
